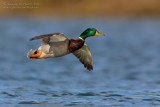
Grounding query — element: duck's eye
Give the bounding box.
[34,51,38,54]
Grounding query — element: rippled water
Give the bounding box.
[0,18,160,106]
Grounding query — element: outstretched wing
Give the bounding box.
[73,44,93,71]
[30,33,67,45]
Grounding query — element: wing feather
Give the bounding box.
[29,33,67,45]
[73,44,93,71]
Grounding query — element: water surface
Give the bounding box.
[0,18,160,106]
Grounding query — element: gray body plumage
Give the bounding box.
[49,39,69,57]
[32,33,70,58]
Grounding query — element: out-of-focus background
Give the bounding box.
[0,0,160,17]
[0,0,160,106]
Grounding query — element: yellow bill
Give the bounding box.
[95,31,104,36]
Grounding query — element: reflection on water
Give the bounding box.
[0,18,160,106]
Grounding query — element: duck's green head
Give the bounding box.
[79,28,104,40]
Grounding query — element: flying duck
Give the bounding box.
[27,28,104,71]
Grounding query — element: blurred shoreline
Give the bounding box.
[0,0,160,18]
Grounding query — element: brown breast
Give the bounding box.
[68,38,84,52]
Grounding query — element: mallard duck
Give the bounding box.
[28,28,104,71]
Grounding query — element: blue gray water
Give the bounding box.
[0,17,160,106]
